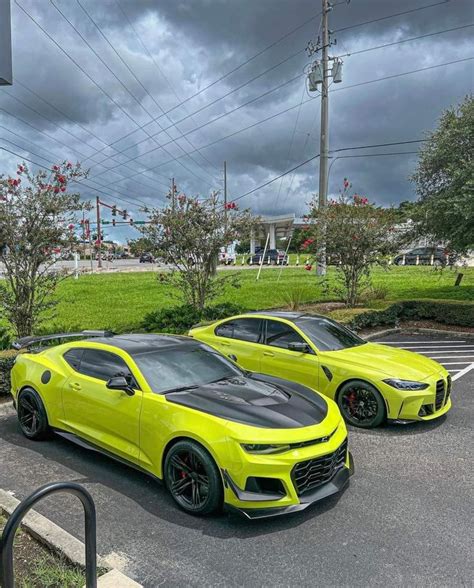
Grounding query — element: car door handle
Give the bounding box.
[263,351,275,357]
[220,341,231,347]
[69,382,82,391]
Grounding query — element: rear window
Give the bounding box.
[215,318,262,343]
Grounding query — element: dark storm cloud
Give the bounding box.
[1,0,473,237]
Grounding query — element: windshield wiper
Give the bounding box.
[162,384,199,395]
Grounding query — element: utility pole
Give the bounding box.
[317,0,330,276]
[306,0,345,276]
[95,196,102,269]
[171,177,176,211]
[223,160,227,231]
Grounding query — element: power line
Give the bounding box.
[73,0,220,183]
[334,0,453,33]
[114,0,222,175]
[82,0,454,162]
[14,0,213,188]
[232,140,427,203]
[47,0,214,186]
[96,56,472,187]
[0,92,169,193]
[87,48,305,171]
[340,23,473,58]
[0,142,154,209]
[0,107,169,201]
[11,79,171,183]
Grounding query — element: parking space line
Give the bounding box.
[381,340,466,344]
[398,345,474,349]
[452,363,474,381]
[428,355,474,359]
[440,361,474,365]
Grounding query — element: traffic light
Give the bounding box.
[112,205,117,216]
[129,218,134,226]
[122,209,127,219]
[112,219,116,227]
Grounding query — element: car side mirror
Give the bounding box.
[287,342,311,353]
[106,376,135,396]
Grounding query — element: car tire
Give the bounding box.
[433,259,443,267]
[164,440,223,516]
[337,380,386,429]
[17,388,51,440]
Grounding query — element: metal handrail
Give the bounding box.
[0,481,97,588]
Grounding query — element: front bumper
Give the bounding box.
[382,372,452,422]
[222,426,353,519]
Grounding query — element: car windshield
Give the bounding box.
[294,316,366,351]
[133,345,243,394]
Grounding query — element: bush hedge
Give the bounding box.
[142,302,245,334]
[347,299,474,331]
[0,350,18,397]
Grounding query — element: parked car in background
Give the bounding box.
[393,247,456,266]
[139,252,155,263]
[248,249,289,265]
[219,249,236,265]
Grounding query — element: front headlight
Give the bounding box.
[241,443,290,455]
[383,378,429,391]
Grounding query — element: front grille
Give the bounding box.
[292,439,347,496]
[435,379,445,410]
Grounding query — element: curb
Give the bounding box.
[0,489,142,587]
[365,327,474,341]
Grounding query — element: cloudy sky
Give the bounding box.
[1,0,473,241]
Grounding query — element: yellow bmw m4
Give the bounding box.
[189,312,452,428]
[10,331,353,519]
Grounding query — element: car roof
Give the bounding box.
[245,311,326,320]
[83,333,198,356]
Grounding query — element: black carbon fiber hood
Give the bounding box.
[166,373,328,429]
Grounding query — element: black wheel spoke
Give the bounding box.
[21,399,35,413]
[170,455,192,474]
[171,477,192,496]
[169,450,209,509]
[342,387,379,424]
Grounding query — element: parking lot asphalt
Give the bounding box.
[0,333,472,587]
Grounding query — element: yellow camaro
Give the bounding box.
[189,312,452,428]
[10,331,353,519]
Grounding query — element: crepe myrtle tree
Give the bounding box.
[303,179,402,307]
[142,191,256,311]
[0,162,87,337]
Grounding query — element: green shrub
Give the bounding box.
[282,286,313,311]
[346,300,474,331]
[0,350,18,397]
[142,302,244,334]
[0,326,11,351]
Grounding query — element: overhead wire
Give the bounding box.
[47,0,214,186]
[82,0,455,161]
[232,140,428,203]
[96,56,473,188]
[73,0,220,184]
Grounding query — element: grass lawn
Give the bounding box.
[37,265,474,333]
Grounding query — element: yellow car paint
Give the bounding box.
[189,313,452,424]
[10,336,351,518]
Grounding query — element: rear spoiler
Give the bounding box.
[12,330,115,350]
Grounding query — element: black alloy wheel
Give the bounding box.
[17,389,50,440]
[164,440,223,516]
[337,380,385,428]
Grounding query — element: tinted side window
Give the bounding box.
[79,349,136,386]
[215,318,262,343]
[265,320,306,349]
[63,348,84,371]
